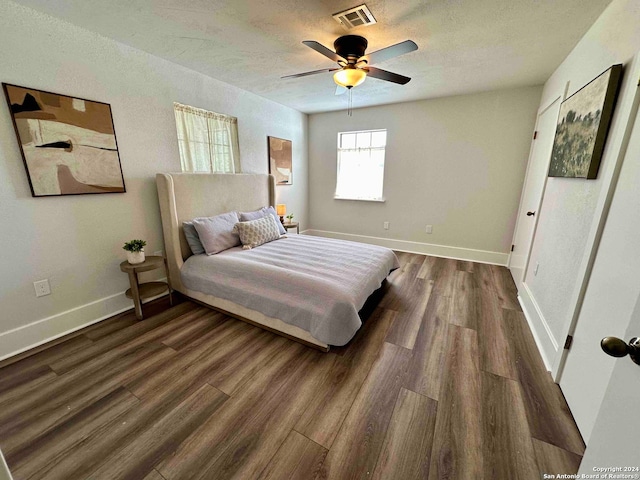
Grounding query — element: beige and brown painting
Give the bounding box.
[3,84,125,196]
[268,136,292,185]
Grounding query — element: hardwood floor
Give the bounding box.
[0,253,585,479]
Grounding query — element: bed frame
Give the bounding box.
[156,172,330,351]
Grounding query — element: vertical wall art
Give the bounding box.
[548,64,622,179]
[3,83,126,196]
[268,136,293,185]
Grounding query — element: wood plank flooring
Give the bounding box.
[0,253,585,479]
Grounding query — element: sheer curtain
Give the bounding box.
[173,102,241,173]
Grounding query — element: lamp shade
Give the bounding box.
[333,67,367,88]
[276,204,286,216]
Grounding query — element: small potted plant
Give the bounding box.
[285,213,294,224]
[123,239,147,264]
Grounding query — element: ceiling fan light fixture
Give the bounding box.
[333,67,367,88]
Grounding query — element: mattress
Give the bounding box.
[181,234,399,346]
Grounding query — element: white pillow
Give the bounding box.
[192,211,240,255]
[234,214,282,249]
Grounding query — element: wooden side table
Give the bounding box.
[120,256,172,320]
[283,222,299,234]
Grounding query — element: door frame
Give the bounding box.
[508,94,563,287]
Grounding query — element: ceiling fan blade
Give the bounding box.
[335,85,348,96]
[282,68,340,79]
[365,67,411,85]
[361,40,418,65]
[302,40,346,63]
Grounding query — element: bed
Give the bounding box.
[156,172,398,351]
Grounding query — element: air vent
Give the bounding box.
[333,4,377,30]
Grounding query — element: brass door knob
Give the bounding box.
[601,336,640,365]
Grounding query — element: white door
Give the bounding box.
[559,80,640,443]
[578,289,640,471]
[508,96,561,289]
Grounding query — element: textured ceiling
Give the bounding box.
[11,0,612,113]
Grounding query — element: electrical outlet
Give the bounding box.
[534,262,540,276]
[383,221,389,230]
[153,250,163,257]
[34,279,51,297]
[425,225,433,234]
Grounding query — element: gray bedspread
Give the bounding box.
[181,234,399,346]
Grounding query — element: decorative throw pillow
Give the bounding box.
[192,211,241,255]
[234,214,282,249]
[239,206,286,235]
[182,221,205,255]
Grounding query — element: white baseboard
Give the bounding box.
[0,449,13,480]
[517,283,559,372]
[0,283,168,362]
[305,229,509,265]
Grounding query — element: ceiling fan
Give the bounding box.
[282,35,418,94]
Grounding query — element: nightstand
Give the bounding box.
[120,256,172,320]
[283,222,299,234]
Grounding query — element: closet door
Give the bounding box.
[508,96,561,289]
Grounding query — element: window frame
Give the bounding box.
[334,128,387,202]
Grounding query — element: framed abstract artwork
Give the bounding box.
[2,83,126,196]
[268,136,292,185]
[548,64,622,179]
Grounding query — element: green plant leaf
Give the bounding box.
[123,239,147,252]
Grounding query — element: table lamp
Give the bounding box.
[276,204,286,224]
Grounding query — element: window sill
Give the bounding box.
[334,196,386,203]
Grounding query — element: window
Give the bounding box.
[173,102,241,173]
[335,129,387,201]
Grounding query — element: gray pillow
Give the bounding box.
[192,211,241,255]
[238,208,265,222]
[182,221,205,255]
[239,206,286,235]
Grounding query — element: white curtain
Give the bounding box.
[335,148,386,200]
[174,102,241,173]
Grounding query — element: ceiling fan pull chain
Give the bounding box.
[348,88,353,116]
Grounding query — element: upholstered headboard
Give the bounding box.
[156,173,276,292]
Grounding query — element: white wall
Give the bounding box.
[515,0,640,445]
[308,87,542,264]
[524,0,640,359]
[0,0,308,359]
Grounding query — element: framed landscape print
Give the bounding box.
[268,136,293,185]
[548,64,622,179]
[2,83,126,196]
